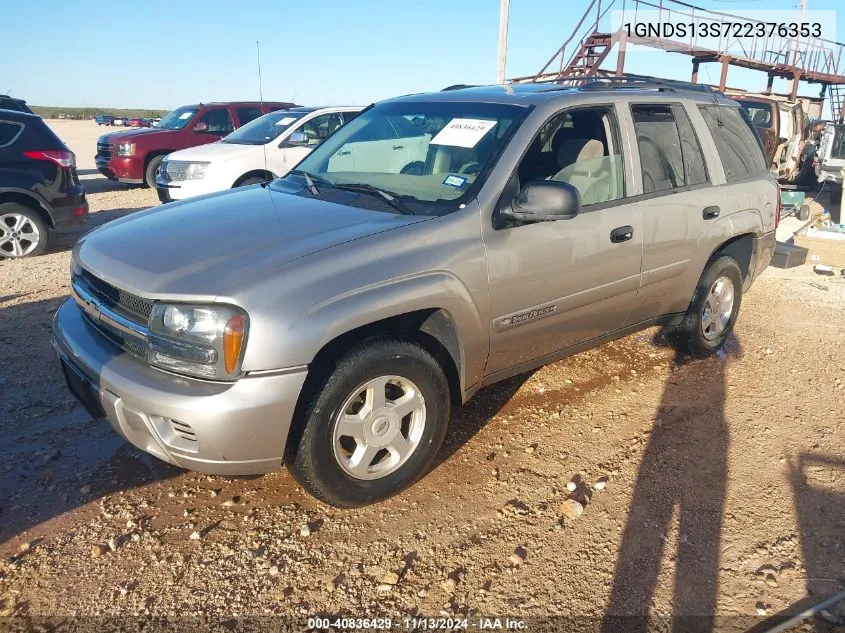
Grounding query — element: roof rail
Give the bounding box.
[441,84,479,91]
[559,73,724,96]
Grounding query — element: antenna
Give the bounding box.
[256,40,269,183]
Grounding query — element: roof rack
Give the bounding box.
[572,73,725,95]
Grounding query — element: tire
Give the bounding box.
[145,154,165,189]
[0,202,49,259]
[236,176,267,188]
[668,255,743,358]
[288,338,450,508]
[797,204,810,221]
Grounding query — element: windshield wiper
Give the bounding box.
[289,169,326,198]
[329,182,415,215]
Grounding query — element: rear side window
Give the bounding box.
[0,121,24,148]
[632,104,706,194]
[236,107,263,125]
[698,105,767,180]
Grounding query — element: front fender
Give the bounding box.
[291,271,487,393]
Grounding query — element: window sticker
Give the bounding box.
[430,118,497,148]
[442,174,467,188]
[277,117,297,126]
[179,111,194,120]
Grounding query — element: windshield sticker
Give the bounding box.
[178,111,193,120]
[442,174,467,189]
[431,118,497,148]
[277,117,297,126]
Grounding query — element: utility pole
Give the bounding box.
[497,0,510,84]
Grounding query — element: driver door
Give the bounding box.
[482,106,643,377]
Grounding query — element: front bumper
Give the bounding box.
[155,174,221,202]
[95,155,144,184]
[52,299,308,475]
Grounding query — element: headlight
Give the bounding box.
[183,162,209,180]
[148,303,248,380]
[116,143,136,157]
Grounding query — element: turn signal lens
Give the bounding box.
[223,314,245,375]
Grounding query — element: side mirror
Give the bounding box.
[500,181,581,223]
[286,131,309,147]
[193,121,209,133]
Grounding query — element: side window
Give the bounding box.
[298,113,345,146]
[0,121,24,148]
[236,107,263,125]
[355,116,398,142]
[631,104,687,194]
[516,106,624,207]
[198,108,234,134]
[698,105,767,180]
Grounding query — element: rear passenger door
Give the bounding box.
[625,101,727,323]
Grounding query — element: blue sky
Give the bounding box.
[3,0,843,116]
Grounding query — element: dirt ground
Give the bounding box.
[0,120,844,630]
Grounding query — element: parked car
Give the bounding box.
[95,115,115,126]
[0,95,33,114]
[815,121,845,203]
[129,118,143,127]
[54,82,776,506]
[728,90,821,185]
[156,106,361,202]
[0,110,88,258]
[95,101,296,188]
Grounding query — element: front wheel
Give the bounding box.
[145,155,165,189]
[288,338,450,508]
[668,255,743,357]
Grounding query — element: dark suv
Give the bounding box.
[0,110,88,258]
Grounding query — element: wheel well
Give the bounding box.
[233,170,276,188]
[285,309,463,458]
[0,192,53,228]
[144,151,171,173]
[714,233,753,284]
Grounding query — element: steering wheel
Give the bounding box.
[459,162,481,175]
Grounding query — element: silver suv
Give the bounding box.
[53,80,777,507]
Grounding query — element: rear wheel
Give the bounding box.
[0,203,48,259]
[145,155,165,189]
[288,338,450,508]
[668,255,743,357]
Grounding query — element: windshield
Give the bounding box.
[222,111,305,145]
[738,100,773,128]
[156,107,199,130]
[276,101,528,215]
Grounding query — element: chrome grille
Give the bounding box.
[76,268,153,320]
[96,142,113,159]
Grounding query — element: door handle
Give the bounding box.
[703,205,721,219]
[392,145,405,150]
[337,150,352,156]
[610,225,634,243]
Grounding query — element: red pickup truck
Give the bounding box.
[95,101,296,187]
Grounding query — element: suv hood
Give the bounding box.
[76,186,429,299]
[167,141,257,163]
[99,128,173,143]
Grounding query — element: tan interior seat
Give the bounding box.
[548,138,611,204]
